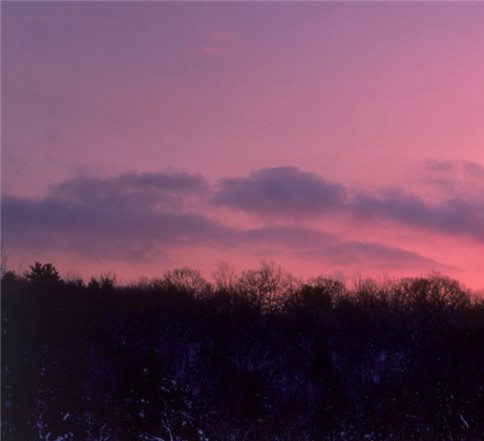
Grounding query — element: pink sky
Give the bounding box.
[2,1,484,290]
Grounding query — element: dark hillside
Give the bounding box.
[2,263,484,440]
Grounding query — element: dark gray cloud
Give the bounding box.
[54,171,209,212]
[353,188,484,241]
[212,167,347,217]
[2,171,223,261]
[2,192,232,262]
[4,190,320,260]
[5,164,482,281]
[212,166,484,242]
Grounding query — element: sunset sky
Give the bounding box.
[2,1,484,289]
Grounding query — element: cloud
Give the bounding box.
[426,159,484,179]
[304,238,446,270]
[1,171,221,262]
[426,159,456,173]
[350,157,484,241]
[423,159,484,197]
[212,165,484,242]
[55,170,208,202]
[213,167,347,217]
[241,225,442,270]
[353,189,484,241]
[2,170,442,274]
[463,161,484,178]
[2,192,220,261]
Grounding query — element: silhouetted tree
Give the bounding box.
[237,261,299,313]
[0,245,9,277]
[23,262,62,287]
[162,267,212,299]
[3,262,484,440]
[212,261,238,293]
[287,276,344,314]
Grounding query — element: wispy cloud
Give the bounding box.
[415,160,484,207]
[426,159,484,178]
[241,225,442,270]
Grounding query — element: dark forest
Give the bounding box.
[2,262,484,441]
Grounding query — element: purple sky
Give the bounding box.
[2,1,484,289]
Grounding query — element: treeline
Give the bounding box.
[2,262,484,441]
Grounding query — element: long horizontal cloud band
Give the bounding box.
[2,167,482,267]
[213,166,484,241]
[353,190,484,239]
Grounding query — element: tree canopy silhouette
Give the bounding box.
[2,262,484,441]
[23,262,62,287]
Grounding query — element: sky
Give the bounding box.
[2,1,484,289]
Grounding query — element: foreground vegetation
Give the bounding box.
[2,262,484,440]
